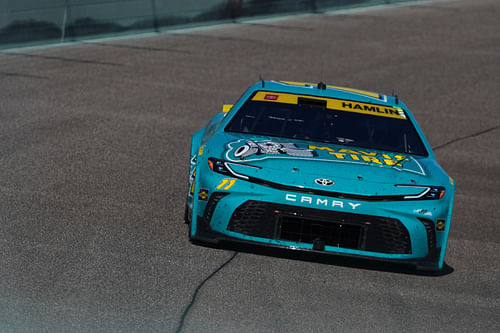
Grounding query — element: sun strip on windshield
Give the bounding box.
[252,91,406,120]
[279,81,381,99]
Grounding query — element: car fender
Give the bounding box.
[191,128,205,158]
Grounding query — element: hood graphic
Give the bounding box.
[232,140,317,159]
[224,139,426,176]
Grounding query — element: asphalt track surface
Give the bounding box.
[1,0,499,332]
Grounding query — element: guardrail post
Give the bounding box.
[61,0,68,42]
[310,0,317,13]
[227,0,243,22]
[151,0,158,32]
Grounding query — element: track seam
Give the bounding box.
[85,41,190,54]
[174,251,238,333]
[1,51,123,66]
[0,71,48,79]
[432,124,500,151]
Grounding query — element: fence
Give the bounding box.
[0,0,419,49]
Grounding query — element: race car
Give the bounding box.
[185,80,454,271]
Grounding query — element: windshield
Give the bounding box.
[225,93,428,156]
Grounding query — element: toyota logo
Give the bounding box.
[315,178,334,186]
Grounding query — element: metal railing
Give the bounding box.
[0,0,418,49]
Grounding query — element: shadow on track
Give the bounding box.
[191,239,454,277]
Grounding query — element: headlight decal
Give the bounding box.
[396,185,445,200]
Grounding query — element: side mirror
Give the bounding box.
[222,104,233,113]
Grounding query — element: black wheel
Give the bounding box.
[184,204,189,224]
[184,202,193,240]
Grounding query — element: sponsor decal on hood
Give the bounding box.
[224,139,426,176]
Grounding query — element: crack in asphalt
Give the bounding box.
[174,124,500,332]
[175,251,238,333]
[172,125,500,332]
[433,124,500,151]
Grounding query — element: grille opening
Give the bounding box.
[228,201,411,254]
[418,218,437,251]
[200,192,229,232]
[279,216,361,249]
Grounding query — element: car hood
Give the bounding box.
[205,132,446,197]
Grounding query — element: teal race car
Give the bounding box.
[186,80,454,271]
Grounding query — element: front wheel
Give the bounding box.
[184,203,193,240]
[184,203,189,224]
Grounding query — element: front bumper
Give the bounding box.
[190,171,453,271]
[192,210,441,271]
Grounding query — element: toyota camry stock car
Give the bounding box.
[185,80,454,271]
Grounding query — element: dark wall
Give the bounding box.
[0,0,417,49]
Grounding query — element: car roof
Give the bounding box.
[250,80,395,106]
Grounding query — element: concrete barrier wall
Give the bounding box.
[0,0,419,49]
